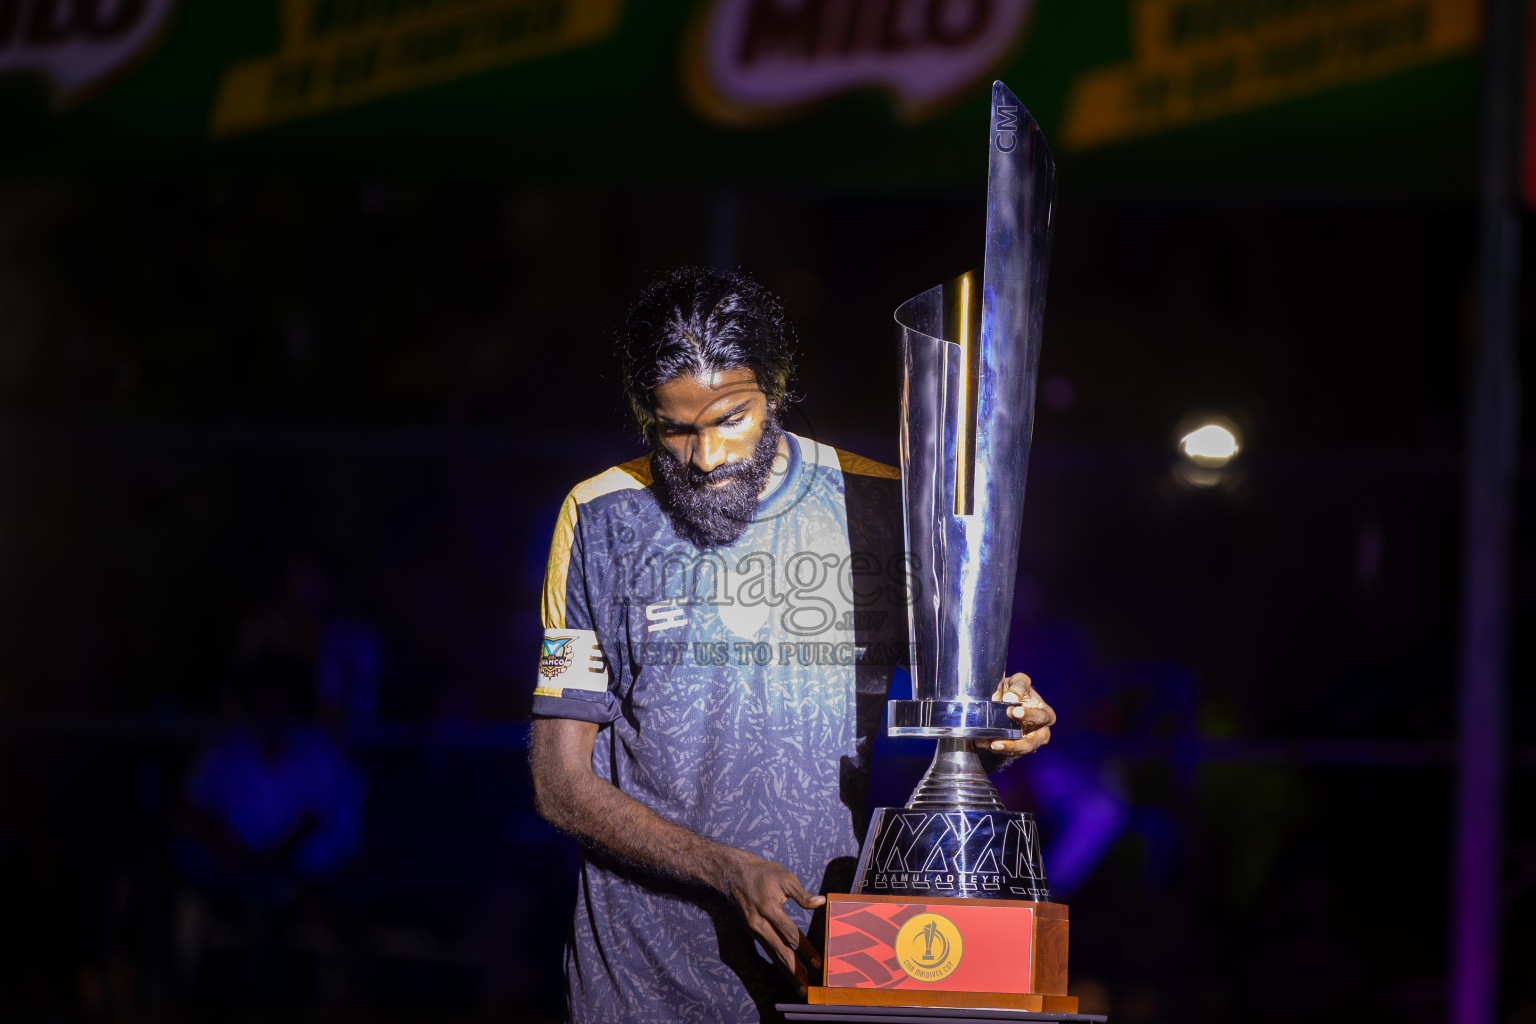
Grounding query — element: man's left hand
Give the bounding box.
[974,673,1055,757]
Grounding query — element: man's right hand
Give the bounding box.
[715,847,825,977]
[531,718,826,983]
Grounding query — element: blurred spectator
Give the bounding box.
[175,656,364,898]
[171,655,365,1003]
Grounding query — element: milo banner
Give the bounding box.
[0,0,1485,188]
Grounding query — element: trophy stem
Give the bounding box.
[905,739,1005,811]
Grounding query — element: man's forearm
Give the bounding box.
[530,716,832,975]
[529,721,740,893]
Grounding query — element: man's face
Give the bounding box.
[649,367,783,548]
[651,367,772,476]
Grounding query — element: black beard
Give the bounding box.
[652,416,784,549]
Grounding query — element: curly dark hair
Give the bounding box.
[617,266,798,443]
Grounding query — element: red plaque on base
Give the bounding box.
[814,893,1074,1013]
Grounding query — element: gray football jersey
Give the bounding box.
[534,432,909,1023]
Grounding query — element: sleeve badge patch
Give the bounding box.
[534,628,607,694]
[539,636,576,678]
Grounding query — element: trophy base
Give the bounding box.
[888,699,1021,738]
[803,989,1080,1014]
[782,1000,1101,1023]
[814,893,1073,1012]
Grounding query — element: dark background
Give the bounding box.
[1,6,1533,1023]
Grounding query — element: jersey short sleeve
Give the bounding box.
[532,489,619,724]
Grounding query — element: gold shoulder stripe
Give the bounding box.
[541,493,579,630]
[543,455,654,629]
[618,453,653,486]
[570,454,653,504]
[835,448,900,480]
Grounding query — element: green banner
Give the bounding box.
[0,0,1483,190]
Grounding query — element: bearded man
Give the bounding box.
[528,267,1056,1024]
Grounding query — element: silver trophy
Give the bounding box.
[852,82,1056,901]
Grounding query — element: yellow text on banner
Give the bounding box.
[1062,0,1481,151]
[210,0,623,138]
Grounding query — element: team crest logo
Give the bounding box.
[894,913,963,982]
[539,636,576,679]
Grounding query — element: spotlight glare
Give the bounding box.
[1181,423,1239,466]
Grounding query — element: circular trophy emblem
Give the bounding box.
[894,912,964,983]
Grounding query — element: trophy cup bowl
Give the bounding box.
[800,84,1083,1017]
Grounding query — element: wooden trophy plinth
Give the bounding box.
[807,892,1076,1013]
